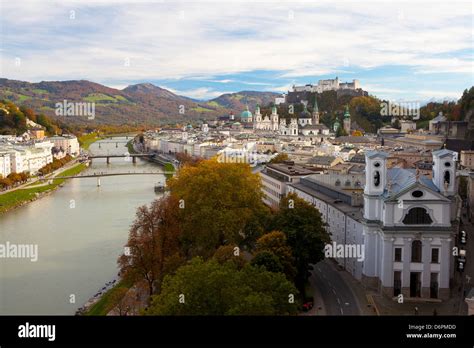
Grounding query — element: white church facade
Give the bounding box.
[250,101,329,138]
[287,149,458,300]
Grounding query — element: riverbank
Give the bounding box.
[0,163,87,214]
[78,133,105,151]
[80,278,134,316]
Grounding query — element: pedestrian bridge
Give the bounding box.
[52,170,174,186]
[88,153,153,163]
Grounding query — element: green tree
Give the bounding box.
[146,258,299,315]
[272,193,330,293]
[251,251,284,273]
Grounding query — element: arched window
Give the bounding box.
[403,207,433,225]
[335,179,341,186]
[411,240,422,262]
[374,171,380,187]
[444,171,450,185]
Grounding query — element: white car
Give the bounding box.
[460,231,467,245]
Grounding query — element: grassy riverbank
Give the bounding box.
[0,163,87,214]
[78,133,105,151]
[126,139,137,154]
[85,278,134,315]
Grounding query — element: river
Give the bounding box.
[0,138,164,314]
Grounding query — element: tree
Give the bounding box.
[146,258,299,315]
[251,251,283,273]
[213,244,247,269]
[272,193,330,293]
[175,152,202,166]
[269,153,289,164]
[392,118,401,129]
[255,231,296,279]
[167,159,269,257]
[118,195,182,297]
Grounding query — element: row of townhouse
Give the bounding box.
[0,141,54,177]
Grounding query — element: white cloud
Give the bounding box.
[160,86,232,100]
[0,0,471,94]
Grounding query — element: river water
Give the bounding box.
[0,138,164,314]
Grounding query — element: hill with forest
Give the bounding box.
[0,79,278,127]
[1,78,471,135]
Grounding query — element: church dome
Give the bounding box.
[240,106,253,119]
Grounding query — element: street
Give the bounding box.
[310,259,361,315]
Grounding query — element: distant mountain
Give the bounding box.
[0,79,278,126]
[123,83,195,102]
[208,91,279,110]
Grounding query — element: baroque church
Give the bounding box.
[239,100,329,137]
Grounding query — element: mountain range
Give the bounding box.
[0,78,279,126]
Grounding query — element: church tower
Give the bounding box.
[312,99,320,125]
[363,151,388,221]
[432,149,456,196]
[255,104,262,122]
[343,105,351,135]
[271,105,279,131]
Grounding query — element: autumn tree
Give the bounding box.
[146,258,299,315]
[269,153,289,164]
[255,231,296,280]
[272,193,330,293]
[167,159,269,257]
[213,244,247,269]
[118,195,182,297]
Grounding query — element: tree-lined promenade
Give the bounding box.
[109,157,330,315]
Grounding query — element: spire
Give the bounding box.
[272,105,277,115]
[344,105,351,118]
[313,99,319,113]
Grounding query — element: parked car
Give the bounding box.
[460,230,467,245]
[458,260,465,272]
[302,301,313,312]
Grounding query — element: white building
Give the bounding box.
[254,105,279,131]
[400,120,417,133]
[49,135,80,157]
[259,161,314,207]
[0,151,12,178]
[270,149,458,300]
[293,77,361,94]
[275,94,286,105]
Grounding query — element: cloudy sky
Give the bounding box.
[0,0,472,101]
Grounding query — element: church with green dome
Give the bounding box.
[240,105,253,123]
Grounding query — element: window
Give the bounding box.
[431,248,439,263]
[374,171,380,187]
[394,248,402,262]
[403,208,433,225]
[411,190,423,198]
[411,240,422,262]
[444,171,450,185]
[430,273,439,299]
[394,271,402,297]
